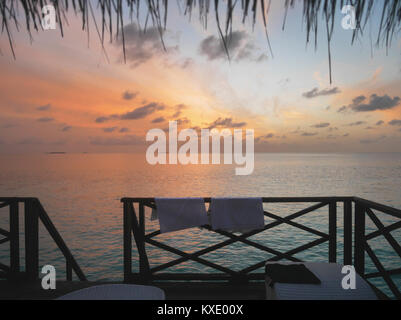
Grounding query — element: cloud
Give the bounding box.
[342,94,400,112]
[360,139,374,144]
[95,116,111,123]
[119,127,130,133]
[172,104,188,118]
[376,120,384,126]
[208,117,247,129]
[347,121,366,127]
[103,127,118,133]
[118,23,177,67]
[301,132,318,137]
[18,137,43,144]
[256,54,268,62]
[255,133,275,142]
[263,133,275,139]
[152,117,165,123]
[311,122,330,129]
[122,90,138,100]
[360,135,387,144]
[1,123,17,129]
[36,103,51,111]
[389,119,401,126]
[120,102,165,120]
[302,87,340,99]
[338,106,348,113]
[278,77,290,86]
[94,102,165,123]
[37,117,54,122]
[61,125,72,132]
[198,31,264,62]
[90,135,142,146]
[176,118,191,126]
[180,58,194,69]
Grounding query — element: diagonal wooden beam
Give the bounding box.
[269,237,329,261]
[0,201,10,209]
[353,197,401,219]
[143,202,329,274]
[210,227,303,262]
[145,230,161,239]
[148,234,239,272]
[0,237,9,245]
[147,238,239,276]
[0,228,10,237]
[365,267,401,279]
[128,201,151,278]
[366,220,401,240]
[146,202,328,245]
[261,202,329,233]
[366,208,401,260]
[365,243,401,299]
[0,262,10,272]
[37,200,86,281]
[239,237,328,274]
[263,210,328,238]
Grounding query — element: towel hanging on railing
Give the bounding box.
[154,198,208,234]
[210,197,264,233]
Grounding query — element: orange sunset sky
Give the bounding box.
[0,1,400,154]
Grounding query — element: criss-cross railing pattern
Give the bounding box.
[122,196,401,299]
[122,197,343,282]
[0,198,19,279]
[0,197,86,281]
[353,197,401,299]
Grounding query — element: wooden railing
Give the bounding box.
[353,197,401,299]
[122,197,401,299]
[0,197,86,281]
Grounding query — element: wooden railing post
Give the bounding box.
[343,200,352,265]
[354,200,366,276]
[130,202,151,282]
[139,202,145,236]
[66,260,72,281]
[9,200,20,274]
[25,199,39,281]
[36,200,86,281]
[123,200,132,282]
[329,201,337,263]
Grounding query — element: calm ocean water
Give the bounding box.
[1,153,401,297]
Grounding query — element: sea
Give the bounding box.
[1,152,400,298]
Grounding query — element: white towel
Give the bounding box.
[155,198,208,234]
[210,198,264,232]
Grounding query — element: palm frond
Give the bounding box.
[1,0,400,83]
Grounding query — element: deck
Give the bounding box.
[0,280,266,300]
[1,196,401,299]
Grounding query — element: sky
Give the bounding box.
[0,0,400,154]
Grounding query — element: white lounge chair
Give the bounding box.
[57,284,165,300]
[265,262,377,300]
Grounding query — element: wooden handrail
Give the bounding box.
[123,196,401,299]
[353,197,401,218]
[0,198,86,281]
